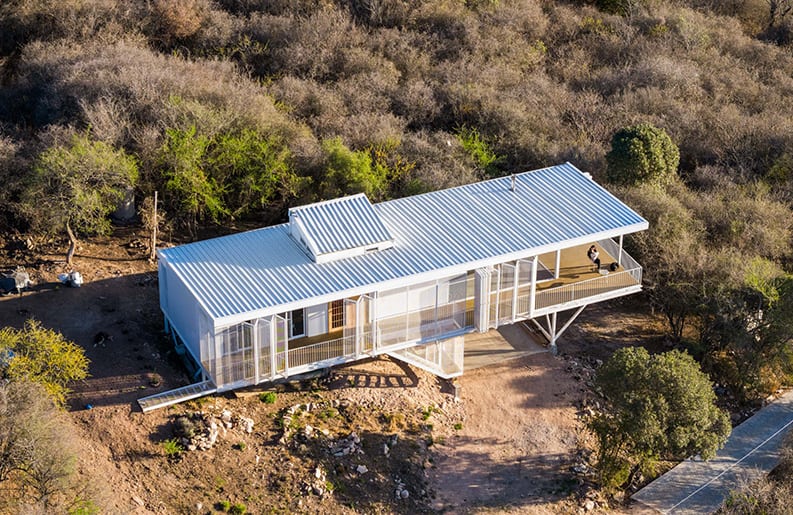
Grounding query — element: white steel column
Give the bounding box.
[511,260,519,322]
[554,250,561,279]
[371,291,379,351]
[269,315,278,377]
[356,298,363,356]
[269,316,277,377]
[252,320,259,383]
[531,305,587,355]
[618,235,624,266]
[529,256,538,316]
[474,268,490,332]
[494,266,501,327]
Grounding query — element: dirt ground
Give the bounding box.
[0,228,667,514]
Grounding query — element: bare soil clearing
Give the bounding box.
[0,229,666,514]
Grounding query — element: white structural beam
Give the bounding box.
[530,305,587,355]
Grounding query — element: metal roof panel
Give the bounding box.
[160,163,648,323]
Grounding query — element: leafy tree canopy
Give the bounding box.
[23,132,138,263]
[589,347,730,489]
[320,137,385,199]
[606,123,679,187]
[1,320,90,407]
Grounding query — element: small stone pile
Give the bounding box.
[383,434,398,457]
[394,478,410,500]
[303,466,332,498]
[175,409,254,452]
[330,432,363,457]
[280,399,349,443]
[579,490,604,512]
[563,354,601,389]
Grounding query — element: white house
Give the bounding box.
[140,163,648,411]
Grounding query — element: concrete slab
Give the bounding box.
[463,323,548,370]
[632,389,793,514]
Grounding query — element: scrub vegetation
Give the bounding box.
[1,0,793,505]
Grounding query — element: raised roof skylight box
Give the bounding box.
[288,193,395,263]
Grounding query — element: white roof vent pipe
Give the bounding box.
[511,174,516,192]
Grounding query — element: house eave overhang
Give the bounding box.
[210,223,647,329]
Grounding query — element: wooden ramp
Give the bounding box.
[137,380,216,413]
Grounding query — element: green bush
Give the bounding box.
[259,391,277,404]
[229,502,247,514]
[589,347,731,489]
[455,126,503,177]
[606,123,679,187]
[161,438,184,459]
[216,500,231,512]
[1,319,90,407]
[23,132,139,264]
[320,137,385,199]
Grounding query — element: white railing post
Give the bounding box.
[618,235,623,266]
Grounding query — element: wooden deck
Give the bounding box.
[536,243,623,291]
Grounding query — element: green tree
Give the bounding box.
[455,126,503,177]
[160,126,227,230]
[1,320,90,407]
[24,133,138,265]
[606,123,679,187]
[589,347,730,489]
[618,184,713,343]
[700,261,793,403]
[320,137,385,199]
[208,128,304,217]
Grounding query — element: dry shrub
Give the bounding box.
[151,0,209,41]
[398,131,479,193]
[345,0,414,27]
[266,7,364,80]
[408,1,481,60]
[0,381,111,513]
[368,27,435,81]
[682,182,793,260]
[391,77,441,129]
[484,0,549,41]
[270,77,348,137]
[336,113,407,150]
[10,37,301,140]
[0,0,138,55]
[723,433,793,514]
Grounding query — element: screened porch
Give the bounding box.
[486,237,642,327]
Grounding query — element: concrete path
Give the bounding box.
[632,389,793,514]
[463,324,548,370]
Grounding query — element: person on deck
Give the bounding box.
[587,245,601,271]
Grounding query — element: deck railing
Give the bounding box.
[534,267,641,310]
[598,238,641,271]
[287,334,357,369]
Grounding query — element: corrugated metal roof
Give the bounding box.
[288,193,393,258]
[160,163,648,324]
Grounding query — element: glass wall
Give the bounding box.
[377,272,474,349]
